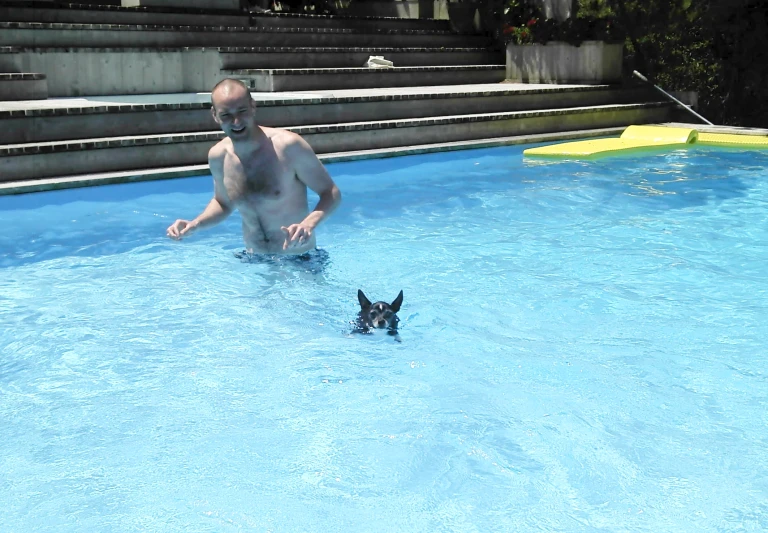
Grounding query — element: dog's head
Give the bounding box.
[357,289,403,330]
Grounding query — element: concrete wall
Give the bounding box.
[13,49,221,96]
[506,41,623,84]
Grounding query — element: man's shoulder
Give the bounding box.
[264,126,303,146]
[208,138,231,162]
[266,128,313,161]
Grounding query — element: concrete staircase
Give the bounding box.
[0,1,674,192]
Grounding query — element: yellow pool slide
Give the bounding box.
[523,125,768,159]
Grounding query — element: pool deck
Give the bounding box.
[663,122,768,137]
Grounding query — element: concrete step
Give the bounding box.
[247,13,452,32]
[0,22,490,49]
[0,46,502,96]
[121,0,241,11]
[219,47,503,69]
[232,65,508,92]
[0,102,674,182]
[0,1,250,26]
[0,3,452,31]
[0,73,48,101]
[0,86,658,144]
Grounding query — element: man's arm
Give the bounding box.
[167,149,234,240]
[280,133,342,249]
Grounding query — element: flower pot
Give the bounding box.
[505,40,624,84]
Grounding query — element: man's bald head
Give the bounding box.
[211,78,251,106]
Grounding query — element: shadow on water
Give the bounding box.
[327,145,512,177]
[0,175,214,211]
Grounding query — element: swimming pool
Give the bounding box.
[1,145,767,532]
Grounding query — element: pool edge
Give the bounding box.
[0,127,625,196]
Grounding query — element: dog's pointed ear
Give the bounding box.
[358,289,372,308]
[390,290,403,313]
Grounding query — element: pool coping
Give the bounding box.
[0,127,623,196]
[663,122,768,137]
[2,123,766,196]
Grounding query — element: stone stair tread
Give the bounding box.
[1,131,224,153]
[0,45,207,52]
[250,11,447,24]
[260,83,612,97]
[0,21,460,35]
[0,84,626,116]
[283,102,670,130]
[0,45,496,53]
[0,102,672,155]
[0,72,46,79]
[219,46,494,52]
[4,1,243,14]
[229,65,506,74]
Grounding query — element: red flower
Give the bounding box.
[527,18,537,27]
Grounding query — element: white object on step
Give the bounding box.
[364,56,394,68]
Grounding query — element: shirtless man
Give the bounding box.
[166,78,341,256]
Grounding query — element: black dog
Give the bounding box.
[353,289,403,342]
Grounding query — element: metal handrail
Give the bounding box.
[632,70,714,126]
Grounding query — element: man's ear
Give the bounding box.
[358,289,371,309]
[211,106,220,125]
[390,290,403,313]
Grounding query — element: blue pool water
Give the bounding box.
[1,145,767,532]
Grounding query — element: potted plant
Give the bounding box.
[503,8,625,84]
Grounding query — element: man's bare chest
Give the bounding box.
[223,153,295,206]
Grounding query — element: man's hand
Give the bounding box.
[167,219,199,240]
[280,223,313,250]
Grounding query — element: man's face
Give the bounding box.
[211,87,257,139]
